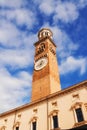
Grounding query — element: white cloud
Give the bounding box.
[0,0,24,8]
[33,0,79,23]
[0,21,37,69]
[77,0,87,8]
[53,2,79,23]
[0,68,32,113]
[59,56,87,75]
[0,49,34,69]
[0,16,37,48]
[34,0,87,23]
[0,20,22,47]
[0,8,37,29]
[39,0,55,15]
[0,2,38,112]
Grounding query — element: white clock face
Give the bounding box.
[34,57,48,70]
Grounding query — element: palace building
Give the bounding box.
[0,28,87,130]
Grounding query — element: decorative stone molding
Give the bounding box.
[73,120,87,128]
[29,116,37,123]
[49,109,58,117]
[0,125,6,130]
[72,93,79,102]
[72,93,79,98]
[33,108,38,113]
[17,113,21,118]
[13,121,20,128]
[84,103,87,111]
[4,119,7,123]
[70,102,83,110]
[52,101,57,107]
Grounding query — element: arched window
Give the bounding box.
[53,115,58,128]
[49,109,60,130]
[13,121,20,130]
[75,108,84,122]
[32,121,36,130]
[15,127,19,130]
[71,102,87,127]
[29,116,37,130]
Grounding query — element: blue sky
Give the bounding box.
[0,0,87,113]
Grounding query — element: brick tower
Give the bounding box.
[31,28,61,101]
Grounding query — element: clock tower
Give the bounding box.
[31,28,61,101]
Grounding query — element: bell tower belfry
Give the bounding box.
[31,28,61,101]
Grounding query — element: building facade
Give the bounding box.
[0,28,87,130]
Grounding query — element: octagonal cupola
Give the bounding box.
[38,28,53,40]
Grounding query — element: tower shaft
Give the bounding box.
[31,28,61,101]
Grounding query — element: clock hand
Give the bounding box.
[36,60,43,67]
[39,60,43,65]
